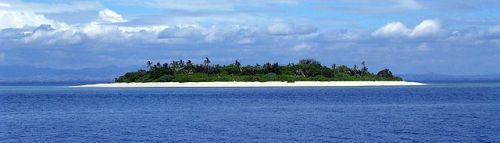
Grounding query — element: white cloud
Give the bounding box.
[118,25,168,33]
[82,22,105,38]
[98,9,126,23]
[157,26,204,40]
[373,19,442,38]
[291,43,313,51]
[410,19,441,37]
[267,23,316,36]
[23,24,86,45]
[0,10,67,29]
[80,22,133,41]
[372,22,411,37]
[156,25,255,44]
[319,30,365,42]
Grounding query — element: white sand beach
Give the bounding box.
[74,81,426,88]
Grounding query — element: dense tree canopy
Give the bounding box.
[116,58,402,82]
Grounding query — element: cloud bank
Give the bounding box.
[1,0,500,76]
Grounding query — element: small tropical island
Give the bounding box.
[115,58,402,83]
[76,58,425,88]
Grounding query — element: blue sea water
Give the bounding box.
[1,82,500,142]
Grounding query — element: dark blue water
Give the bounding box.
[1,82,500,142]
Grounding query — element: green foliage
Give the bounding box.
[222,64,241,75]
[115,58,403,82]
[377,69,394,78]
[154,75,174,82]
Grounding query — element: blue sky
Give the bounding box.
[1,0,500,77]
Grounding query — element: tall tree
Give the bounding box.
[203,57,211,74]
[332,64,337,77]
[185,60,194,74]
[361,61,368,75]
[146,61,152,69]
[235,60,242,72]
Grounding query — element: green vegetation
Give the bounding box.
[116,58,402,82]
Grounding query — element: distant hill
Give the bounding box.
[0,65,140,82]
[400,74,500,82]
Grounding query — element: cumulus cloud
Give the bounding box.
[157,26,204,40]
[0,10,67,29]
[373,19,442,38]
[25,24,86,45]
[81,22,123,39]
[98,9,126,23]
[372,22,411,37]
[0,8,157,45]
[410,19,442,37]
[267,23,317,36]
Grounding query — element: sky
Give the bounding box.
[1,0,500,77]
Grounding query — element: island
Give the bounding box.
[75,58,425,87]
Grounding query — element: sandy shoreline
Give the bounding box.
[74,81,426,88]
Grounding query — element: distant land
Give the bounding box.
[0,65,139,82]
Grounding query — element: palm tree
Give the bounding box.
[185,60,194,74]
[332,64,337,77]
[204,57,211,66]
[203,57,211,73]
[179,60,185,68]
[361,61,368,75]
[352,65,359,77]
[235,60,242,72]
[146,61,152,69]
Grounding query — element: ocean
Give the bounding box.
[1,82,500,142]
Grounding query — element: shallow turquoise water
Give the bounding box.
[1,82,500,142]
